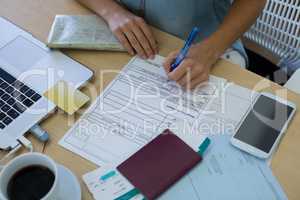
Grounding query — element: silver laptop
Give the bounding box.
[0,17,93,150]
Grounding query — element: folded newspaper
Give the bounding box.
[47,15,125,51]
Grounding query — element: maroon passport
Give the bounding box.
[117,129,202,200]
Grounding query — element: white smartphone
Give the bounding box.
[231,92,296,159]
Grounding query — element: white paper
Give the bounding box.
[59,55,254,166]
[60,55,258,167]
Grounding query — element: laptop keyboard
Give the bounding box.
[0,68,42,129]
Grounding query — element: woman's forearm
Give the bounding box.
[76,0,157,58]
[207,0,267,56]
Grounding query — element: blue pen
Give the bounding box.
[170,27,200,72]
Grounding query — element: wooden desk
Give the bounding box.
[1,0,300,199]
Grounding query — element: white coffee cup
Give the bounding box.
[0,153,61,200]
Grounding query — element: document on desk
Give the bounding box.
[47,15,125,51]
[59,55,255,166]
[83,135,287,200]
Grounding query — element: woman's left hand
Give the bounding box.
[163,39,221,90]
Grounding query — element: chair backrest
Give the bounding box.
[244,0,300,71]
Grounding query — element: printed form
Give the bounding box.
[59,55,255,166]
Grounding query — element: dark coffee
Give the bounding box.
[7,165,55,200]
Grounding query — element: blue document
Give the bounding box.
[159,135,287,200]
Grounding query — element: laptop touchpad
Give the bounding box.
[0,36,47,73]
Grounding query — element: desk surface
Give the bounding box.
[1,0,300,199]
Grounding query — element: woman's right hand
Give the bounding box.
[103,5,158,59]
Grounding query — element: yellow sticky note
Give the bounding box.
[44,81,90,115]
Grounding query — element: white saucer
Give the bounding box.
[57,164,81,200]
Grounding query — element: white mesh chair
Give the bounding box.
[244,0,300,93]
[244,0,300,74]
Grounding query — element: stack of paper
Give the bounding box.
[47,15,125,51]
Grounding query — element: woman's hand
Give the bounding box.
[104,6,158,59]
[163,39,221,90]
